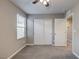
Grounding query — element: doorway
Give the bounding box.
[67,16,72,48]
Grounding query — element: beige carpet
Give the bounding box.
[12,46,78,59]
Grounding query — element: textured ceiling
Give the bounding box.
[10,0,79,14]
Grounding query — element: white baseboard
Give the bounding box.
[73,52,79,59]
[26,44,54,46]
[7,44,26,59]
[26,44,53,45]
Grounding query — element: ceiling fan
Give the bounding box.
[32,0,50,7]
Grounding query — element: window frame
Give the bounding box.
[16,13,26,40]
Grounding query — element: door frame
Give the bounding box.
[66,12,74,48]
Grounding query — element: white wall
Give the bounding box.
[0,0,26,59]
[72,3,79,56]
[66,2,79,57]
[27,19,34,44]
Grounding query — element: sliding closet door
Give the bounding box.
[34,19,44,45]
[34,19,53,45]
[44,19,53,44]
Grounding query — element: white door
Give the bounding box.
[55,19,67,46]
[34,19,53,45]
[44,19,53,44]
[34,19,44,45]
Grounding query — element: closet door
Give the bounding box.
[34,19,44,45]
[34,19,53,45]
[44,19,53,44]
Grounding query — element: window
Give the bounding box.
[17,14,26,39]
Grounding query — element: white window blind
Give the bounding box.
[17,14,26,39]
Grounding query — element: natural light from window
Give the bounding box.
[17,14,26,39]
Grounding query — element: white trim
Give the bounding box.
[73,52,79,59]
[7,44,26,59]
[26,44,54,46]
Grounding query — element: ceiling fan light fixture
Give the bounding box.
[45,2,49,7]
[43,1,47,5]
[47,0,49,2]
[32,0,50,7]
[40,0,43,3]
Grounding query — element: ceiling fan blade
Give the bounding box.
[32,0,39,4]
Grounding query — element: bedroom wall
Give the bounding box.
[66,1,79,57]
[72,3,79,56]
[0,0,26,59]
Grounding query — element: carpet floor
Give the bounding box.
[12,46,78,59]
